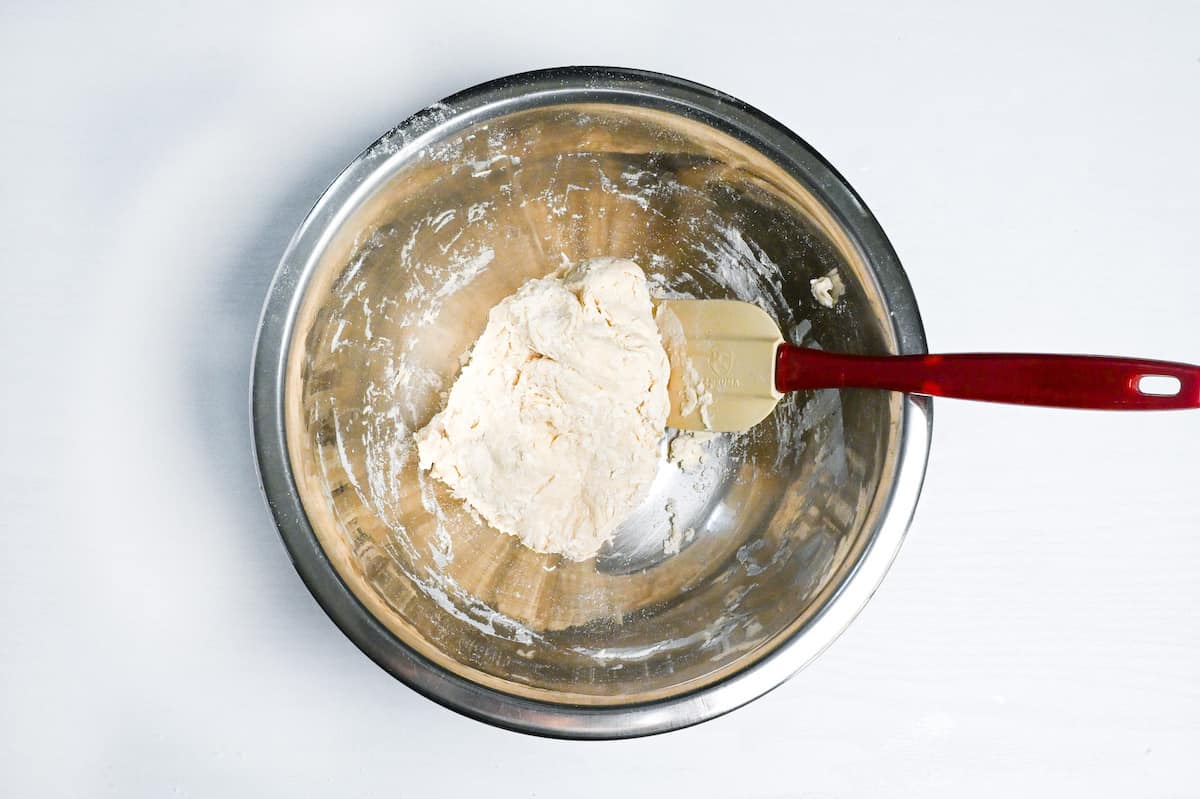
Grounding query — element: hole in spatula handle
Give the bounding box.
[1137,374,1183,396]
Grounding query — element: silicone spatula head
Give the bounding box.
[656,299,784,432]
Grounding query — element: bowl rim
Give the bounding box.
[250,65,932,739]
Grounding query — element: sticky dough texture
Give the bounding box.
[415,258,669,561]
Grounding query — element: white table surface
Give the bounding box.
[3,1,1198,795]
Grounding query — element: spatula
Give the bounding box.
[657,300,1200,432]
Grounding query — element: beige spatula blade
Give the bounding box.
[656,299,784,432]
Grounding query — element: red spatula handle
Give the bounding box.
[775,346,1200,410]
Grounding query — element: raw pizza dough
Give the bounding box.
[415,257,669,561]
[810,267,846,308]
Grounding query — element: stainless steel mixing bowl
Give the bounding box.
[252,67,931,738]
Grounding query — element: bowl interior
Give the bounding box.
[284,101,905,704]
